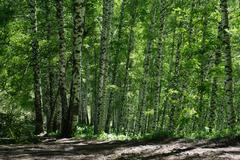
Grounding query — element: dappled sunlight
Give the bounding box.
[0,138,240,159]
[0,0,240,159]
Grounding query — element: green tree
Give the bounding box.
[56,0,68,137]
[220,0,235,129]
[29,0,43,134]
[94,0,114,134]
[68,0,86,137]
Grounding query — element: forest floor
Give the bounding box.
[0,137,240,160]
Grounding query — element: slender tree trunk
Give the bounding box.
[160,27,176,130]
[117,0,137,133]
[44,0,55,134]
[56,0,68,137]
[29,0,44,134]
[197,13,208,130]
[136,1,157,134]
[168,33,182,131]
[209,24,222,131]
[82,48,90,125]
[79,75,89,125]
[94,0,114,134]
[152,0,166,130]
[67,0,86,137]
[92,48,98,126]
[220,0,235,129]
[50,87,60,131]
[105,0,126,133]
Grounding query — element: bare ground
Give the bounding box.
[0,138,240,160]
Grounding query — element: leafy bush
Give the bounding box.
[74,125,132,141]
[98,132,131,141]
[74,125,95,139]
[0,111,36,143]
[47,130,60,137]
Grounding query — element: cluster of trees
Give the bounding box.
[0,0,239,138]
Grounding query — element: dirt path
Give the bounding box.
[0,138,240,160]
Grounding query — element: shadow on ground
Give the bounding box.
[0,138,240,160]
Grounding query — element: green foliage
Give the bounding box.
[0,0,239,143]
[47,131,61,137]
[98,133,131,141]
[0,111,36,143]
[74,125,131,141]
[74,125,95,139]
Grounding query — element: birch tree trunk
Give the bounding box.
[152,0,166,130]
[44,0,55,134]
[209,24,222,131]
[105,0,125,133]
[220,0,235,129]
[56,0,68,137]
[29,0,44,134]
[198,13,208,130]
[168,33,182,131]
[117,0,137,133]
[160,27,176,130]
[81,48,90,125]
[136,1,157,133]
[67,0,85,137]
[95,0,114,134]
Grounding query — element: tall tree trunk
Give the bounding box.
[152,0,166,131]
[117,0,137,133]
[56,0,68,137]
[197,13,208,130]
[220,0,235,129]
[105,0,126,133]
[92,48,98,126]
[168,33,182,131]
[44,0,55,134]
[81,48,90,125]
[209,23,222,131]
[160,26,176,130]
[68,0,85,137]
[79,76,89,125]
[136,1,157,133]
[29,0,44,134]
[94,0,114,134]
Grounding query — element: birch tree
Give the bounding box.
[29,0,43,134]
[220,0,235,129]
[67,0,86,137]
[56,0,68,137]
[95,0,114,134]
[105,0,125,133]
